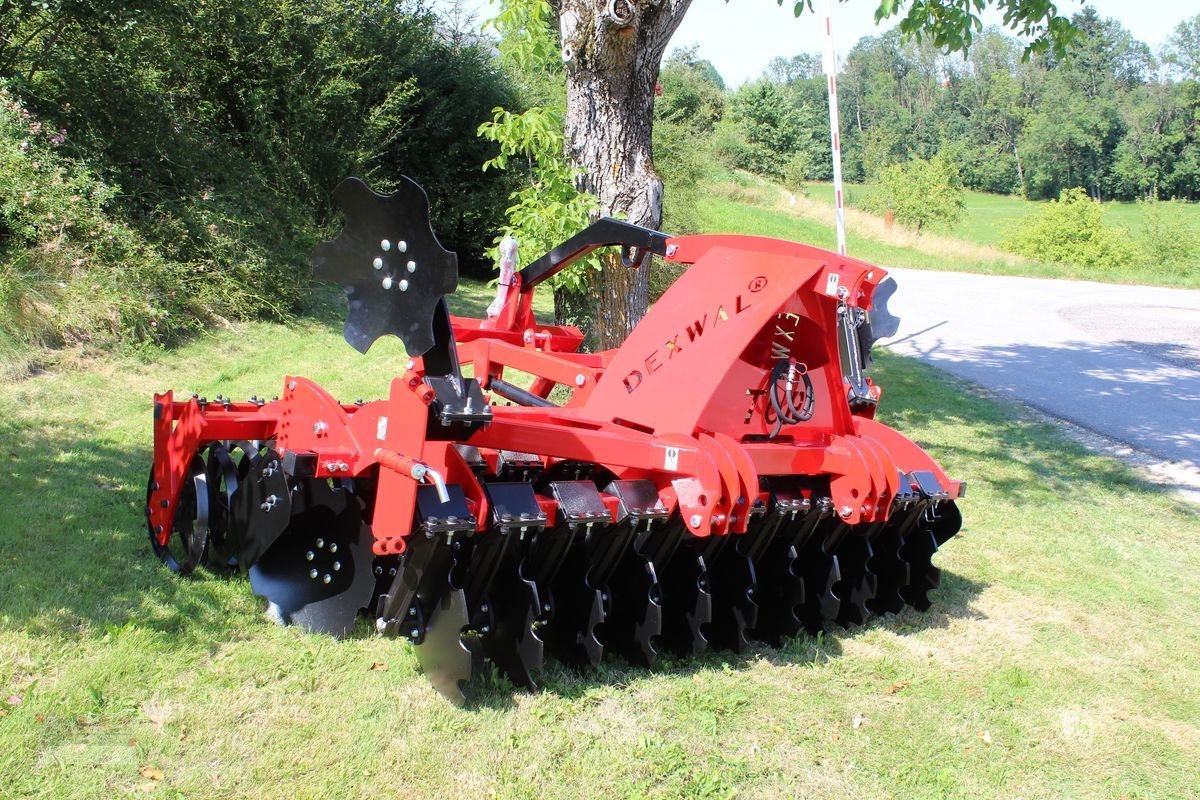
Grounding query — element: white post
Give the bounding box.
[821,0,847,256]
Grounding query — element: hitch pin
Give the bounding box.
[374,447,451,504]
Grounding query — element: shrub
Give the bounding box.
[861,156,966,232]
[1136,198,1200,276]
[1002,188,1137,270]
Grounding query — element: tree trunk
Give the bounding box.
[559,0,692,350]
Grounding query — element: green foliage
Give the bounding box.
[1136,199,1200,276]
[790,0,1078,59]
[653,48,727,239]
[862,156,966,232]
[0,0,517,348]
[0,85,258,347]
[1002,188,1137,269]
[478,0,598,296]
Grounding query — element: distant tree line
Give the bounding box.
[659,8,1200,203]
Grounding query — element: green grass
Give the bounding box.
[806,180,1200,246]
[792,179,1200,289]
[2,278,1199,798]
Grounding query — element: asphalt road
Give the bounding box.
[876,268,1200,477]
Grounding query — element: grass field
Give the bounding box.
[805,180,1200,246]
[784,179,1200,289]
[2,275,1198,798]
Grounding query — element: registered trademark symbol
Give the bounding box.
[748,276,768,292]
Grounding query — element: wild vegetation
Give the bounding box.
[0,0,516,353]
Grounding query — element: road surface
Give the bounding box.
[876,268,1200,493]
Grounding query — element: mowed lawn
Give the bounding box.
[1,273,1198,799]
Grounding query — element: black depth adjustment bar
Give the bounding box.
[520,218,672,290]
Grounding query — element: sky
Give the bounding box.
[440,0,1198,87]
[670,0,1197,86]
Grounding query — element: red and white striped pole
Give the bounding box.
[821,0,847,256]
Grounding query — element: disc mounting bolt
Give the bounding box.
[406,260,416,273]
[689,514,702,528]
[313,420,329,435]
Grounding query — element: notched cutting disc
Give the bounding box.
[311,177,458,355]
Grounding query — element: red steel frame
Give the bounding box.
[148,233,960,556]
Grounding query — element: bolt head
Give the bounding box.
[406,260,416,273]
[315,538,325,548]
[689,514,702,528]
[399,279,409,292]
[329,543,338,554]
[410,628,420,638]
[322,574,332,584]
[840,506,853,518]
[306,551,315,561]
[333,561,341,571]
[575,373,586,387]
[372,257,384,270]
[380,239,391,251]
[309,569,319,579]
[398,240,407,253]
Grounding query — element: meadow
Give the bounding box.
[1,267,1197,798]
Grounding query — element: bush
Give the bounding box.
[1,1,518,351]
[861,156,966,232]
[1002,188,1137,270]
[1136,198,1200,276]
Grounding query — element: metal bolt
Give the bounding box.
[372,257,384,270]
[840,506,853,518]
[398,241,407,253]
[333,561,341,571]
[316,538,325,548]
[408,607,416,616]
[575,374,586,387]
[306,551,315,561]
[410,628,420,638]
[313,420,328,435]
[406,260,416,273]
[543,603,551,612]
[481,625,490,633]
[480,603,489,613]
[399,279,409,292]
[380,239,392,251]
[322,574,332,584]
[374,566,382,575]
[689,514,702,528]
[666,244,679,256]
[329,543,338,554]
[375,617,388,633]
[309,569,319,579]
[381,276,394,290]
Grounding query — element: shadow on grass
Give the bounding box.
[461,568,987,711]
[0,416,261,647]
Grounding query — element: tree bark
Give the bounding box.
[559,0,691,349]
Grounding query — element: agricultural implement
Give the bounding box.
[146,177,963,702]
